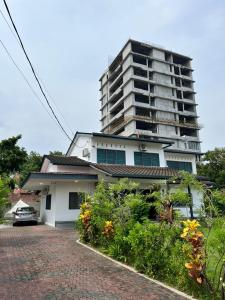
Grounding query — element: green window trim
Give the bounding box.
[167,160,193,173]
[97,149,126,165]
[134,152,160,167]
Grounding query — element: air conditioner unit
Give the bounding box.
[42,187,49,196]
[139,144,147,151]
[82,148,90,157]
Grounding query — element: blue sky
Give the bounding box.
[0,0,225,154]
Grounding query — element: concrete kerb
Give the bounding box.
[76,239,196,300]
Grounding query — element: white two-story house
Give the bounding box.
[23,132,203,227]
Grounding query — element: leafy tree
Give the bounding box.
[197,148,225,188]
[0,177,10,220]
[151,189,190,223]
[19,151,43,185]
[49,150,64,156]
[0,135,27,175]
[19,150,64,185]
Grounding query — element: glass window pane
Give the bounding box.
[167,161,192,173]
[134,152,142,166]
[116,150,126,164]
[46,194,51,210]
[97,149,106,163]
[134,152,159,166]
[107,150,116,164]
[69,192,81,209]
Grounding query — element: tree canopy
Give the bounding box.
[197,148,225,188]
[0,135,65,186]
[0,177,10,220]
[19,151,43,185]
[0,135,27,175]
[49,150,64,156]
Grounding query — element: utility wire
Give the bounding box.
[0,7,74,136]
[0,39,59,126]
[37,78,75,136]
[0,7,18,41]
[2,0,72,141]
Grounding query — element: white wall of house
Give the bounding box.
[70,134,167,167]
[94,137,166,167]
[40,181,95,227]
[192,189,203,217]
[54,181,95,223]
[40,184,56,227]
[41,160,57,173]
[68,135,92,160]
[66,134,198,175]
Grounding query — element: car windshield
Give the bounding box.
[17,207,34,212]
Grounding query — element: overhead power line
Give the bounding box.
[0,7,74,137]
[0,7,18,41]
[2,0,72,141]
[0,39,59,126]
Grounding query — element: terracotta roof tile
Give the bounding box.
[91,163,179,179]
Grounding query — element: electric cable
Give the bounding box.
[2,0,72,141]
[0,7,74,136]
[0,39,58,127]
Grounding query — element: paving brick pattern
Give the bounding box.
[0,225,188,300]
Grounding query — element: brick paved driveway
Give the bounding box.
[0,225,188,300]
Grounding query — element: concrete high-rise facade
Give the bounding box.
[99,39,201,160]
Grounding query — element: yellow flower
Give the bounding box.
[183,219,200,231]
[102,220,114,238]
[105,221,113,227]
[81,202,89,211]
[185,262,194,269]
[180,227,189,238]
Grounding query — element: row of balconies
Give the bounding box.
[103,60,194,106]
[131,41,192,68]
[107,113,201,135]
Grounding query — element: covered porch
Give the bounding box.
[23,172,98,227]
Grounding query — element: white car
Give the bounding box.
[13,207,38,225]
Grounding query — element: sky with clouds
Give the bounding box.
[0,0,225,154]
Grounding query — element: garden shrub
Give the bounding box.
[126,221,183,277]
[77,178,225,299]
[124,194,150,223]
[0,177,10,221]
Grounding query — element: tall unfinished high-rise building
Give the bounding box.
[99,39,201,163]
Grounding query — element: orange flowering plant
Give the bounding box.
[80,209,91,225]
[102,220,114,239]
[79,199,92,242]
[181,219,205,285]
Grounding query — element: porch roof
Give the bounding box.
[91,163,179,179]
[22,172,98,190]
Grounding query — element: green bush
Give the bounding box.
[0,177,10,221]
[77,179,225,299]
[126,221,182,276]
[212,190,225,215]
[124,194,150,223]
